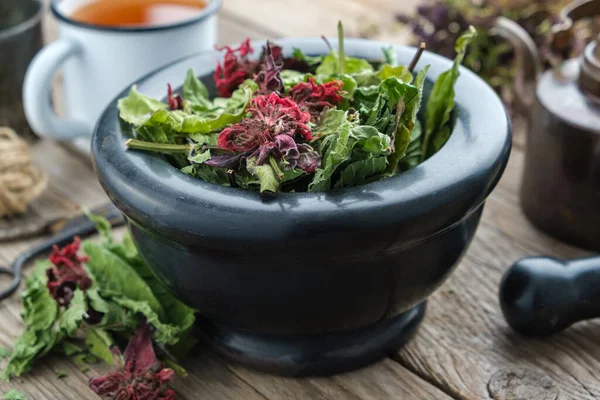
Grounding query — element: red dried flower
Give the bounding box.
[218,93,311,153]
[262,43,311,72]
[212,93,320,172]
[46,237,92,307]
[167,84,184,110]
[289,78,344,120]
[254,41,284,95]
[214,38,256,97]
[89,323,176,400]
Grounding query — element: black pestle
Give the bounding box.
[499,256,600,336]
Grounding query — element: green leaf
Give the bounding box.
[377,65,412,82]
[352,126,392,154]
[188,149,212,164]
[309,109,356,192]
[87,217,194,339]
[21,261,58,331]
[1,263,62,379]
[86,287,132,329]
[85,211,112,244]
[72,353,96,372]
[54,369,68,379]
[334,156,388,188]
[124,81,255,135]
[118,86,168,126]
[109,232,196,336]
[223,79,258,114]
[135,125,178,144]
[85,329,114,365]
[182,69,213,113]
[3,390,28,400]
[381,46,397,66]
[352,70,382,87]
[83,241,164,319]
[59,289,87,337]
[182,164,231,186]
[60,341,84,357]
[378,77,419,113]
[324,74,356,110]
[0,347,10,360]
[281,70,307,91]
[189,132,218,146]
[112,297,180,345]
[2,329,61,379]
[246,157,280,193]
[407,66,430,126]
[353,86,380,114]
[316,51,374,76]
[137,106,239,135]
[362,77,418,144]
[385,66,430,176]
[423,27,476,160]
[291,48,323,67]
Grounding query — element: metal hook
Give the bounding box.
[0,202,125,302]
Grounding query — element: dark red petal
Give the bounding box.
[123,323,157,373]
[214,38,256,97]
[296,144,322,173]
[255,41,284,95]
[46,237,92,306]
[218,124,257,153]
[162,389,177,400]
[204,152,249,169]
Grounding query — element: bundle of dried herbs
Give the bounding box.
[119,22,476,193]
[1,215,195,399]
[396,0,597,114]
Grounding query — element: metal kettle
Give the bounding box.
[494,0,600,251]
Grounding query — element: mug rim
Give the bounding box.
[50,0,222,33]
[0,0,43,41]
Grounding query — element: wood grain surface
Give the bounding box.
[1,2,596,399]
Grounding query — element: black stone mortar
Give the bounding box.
[92,38,512,376]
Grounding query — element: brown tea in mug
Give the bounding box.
[70,0,207,28]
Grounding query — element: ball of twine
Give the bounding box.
[0,127,47,217]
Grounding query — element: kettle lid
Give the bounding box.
[537,59,600,134]
[579,37,600,101]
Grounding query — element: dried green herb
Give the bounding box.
[119,21,475,193]
[54,369,68,379]
[3,390,28,400]
[2,216,196,381]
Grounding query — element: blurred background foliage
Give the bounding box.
[391,0,600,115]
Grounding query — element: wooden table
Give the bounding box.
[1,2,599,399]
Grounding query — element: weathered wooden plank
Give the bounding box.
[392,150,599,399]
[220,0,418,39]
[11,3,597,400]
[2,7,458,400]
[226,358,453,400]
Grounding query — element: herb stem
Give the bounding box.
[269,157,285,180]
[408,42,426,73]
[338,21,345,74]
[321,35,333,51]
[227,169,238,188]
[125,139,190,154]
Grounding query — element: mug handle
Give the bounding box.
[23,39,90,140]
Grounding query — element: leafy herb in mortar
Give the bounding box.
[119,23,476,193]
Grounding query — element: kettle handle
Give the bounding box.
[553,0,600,34]
[491,17,542,115]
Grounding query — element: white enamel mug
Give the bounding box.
[24,0,221,151]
